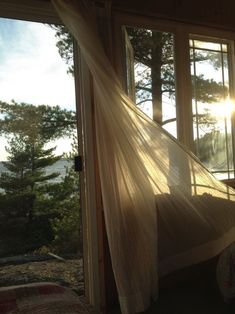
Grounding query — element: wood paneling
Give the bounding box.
[112,0,235,31]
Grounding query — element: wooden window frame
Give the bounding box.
[0,0,102,312]
[113,12,235,183]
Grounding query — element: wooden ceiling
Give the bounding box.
[2,0,235,31]
[111,0,235,31]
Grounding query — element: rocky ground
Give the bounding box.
[0,257,84,295]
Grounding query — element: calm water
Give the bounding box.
[0,159,73,186]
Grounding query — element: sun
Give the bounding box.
[211,99,235,120]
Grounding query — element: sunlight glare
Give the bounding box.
[211,99,235,119]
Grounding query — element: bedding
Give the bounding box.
[217,242,235,303]
[0,282,91,314]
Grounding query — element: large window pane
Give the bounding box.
[125,27,177,138]
[0,18,83,294]
[190,37,234,179]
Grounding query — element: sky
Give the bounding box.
[0,18,76,160]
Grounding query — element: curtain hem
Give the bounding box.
[159,226,235,276]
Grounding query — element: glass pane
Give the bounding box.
[125,27,177,138]
[222,44,228,52]
[191,39,223,52]
[190,37,234,180]
[0,18,83,294]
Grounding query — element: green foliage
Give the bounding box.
[0,216,54,257]
[0,101,81,256]
[0,132,61,220]
[48,136,81,254]
[0,191,35,219]
[0,100,76,142]
[192,75,228,103]
[51,193,81,254]
[126,28,175,110]
[49,24,74,76]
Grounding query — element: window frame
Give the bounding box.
[113,11,235,183]
[189,35,235,179]
[0,1,101,311]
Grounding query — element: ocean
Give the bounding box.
[0,159,74,184]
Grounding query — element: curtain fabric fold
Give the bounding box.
[52,1,235,313]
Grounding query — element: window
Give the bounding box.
[190,37,234,179]
[124,23,235,181]
[125,27,177,137]
[0,16,84,294]
[0,2,102,311]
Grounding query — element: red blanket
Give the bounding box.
[0,282,90,314]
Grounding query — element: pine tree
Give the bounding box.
[48,134,82,255]
[0,101,79,255]
[0,135,60,221]
[126,27,227,124]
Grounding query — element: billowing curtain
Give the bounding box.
[52,1,235,313]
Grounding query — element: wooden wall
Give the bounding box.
[112,0,235,31]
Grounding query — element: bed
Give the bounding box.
[0,282,92,314]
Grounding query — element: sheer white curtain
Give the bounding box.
[52,1,235,313]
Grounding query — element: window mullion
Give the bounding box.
[220,46,230,178]
[228,41,235,180]
[175,27,194,151]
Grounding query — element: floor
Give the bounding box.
[146,283,234,314]
[110,259,235,314]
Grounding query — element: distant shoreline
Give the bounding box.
[0,159,74,185]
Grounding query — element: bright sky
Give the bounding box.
[0,18,76,161]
